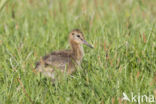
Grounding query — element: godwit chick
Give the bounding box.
[35,29,93,80]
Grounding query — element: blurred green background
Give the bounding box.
[0,0,156,104]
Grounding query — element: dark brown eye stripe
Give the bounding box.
[77,35,80,37]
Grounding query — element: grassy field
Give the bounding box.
[0,0,156,104]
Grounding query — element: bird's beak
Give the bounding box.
[83,40,93,48]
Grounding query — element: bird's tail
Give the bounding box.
[35,61,41,69]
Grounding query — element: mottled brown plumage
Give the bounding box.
[35,29,93,80]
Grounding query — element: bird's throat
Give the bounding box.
[70,42,84,62]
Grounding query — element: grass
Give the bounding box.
[0,0,156,104]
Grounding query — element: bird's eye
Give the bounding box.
[72,33,74,35]
[77,35,80,37]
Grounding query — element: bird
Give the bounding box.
[35,29,93,81]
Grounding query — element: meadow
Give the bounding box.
[0,0,156,104]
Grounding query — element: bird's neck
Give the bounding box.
[70,42,84,62]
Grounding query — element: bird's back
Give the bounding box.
[35,50,76,78]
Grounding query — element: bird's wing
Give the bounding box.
[35,50,73,71]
